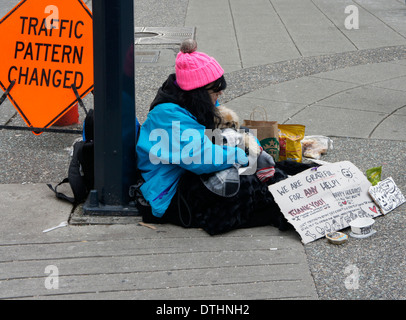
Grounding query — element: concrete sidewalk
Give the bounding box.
[225,60,406,140]
[1,0,406,300]
[0,183,318,300]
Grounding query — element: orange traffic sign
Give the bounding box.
[0,0,93,134]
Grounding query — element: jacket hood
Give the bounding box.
[150,74,181,111]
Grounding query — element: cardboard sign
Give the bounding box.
[0,0,93,134]
[369,177,406,215]
[268,161,381,244]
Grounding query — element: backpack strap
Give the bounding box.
[47,178,75,204]
[177,191,193,227]
[47,179,82,213]
[83,109,94,142]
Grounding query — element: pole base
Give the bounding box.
[82,202,140,216]
[82,189,140,216]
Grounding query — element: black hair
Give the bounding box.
[204,75,227,93]
[178,75,227,129]
[149,74,227,130]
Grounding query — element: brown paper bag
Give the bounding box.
[243,107,279,161]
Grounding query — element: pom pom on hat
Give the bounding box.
[176,39,224,91]
[180,39,198,54]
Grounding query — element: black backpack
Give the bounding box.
[47,109,94,212]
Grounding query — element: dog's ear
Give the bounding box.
[217,106,240,129]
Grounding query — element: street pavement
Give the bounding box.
[0,0,405,301]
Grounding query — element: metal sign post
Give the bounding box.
[83,0,138,215]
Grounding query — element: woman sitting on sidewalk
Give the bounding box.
[135,40,314,235]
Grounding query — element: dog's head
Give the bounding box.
[215,105,240,129]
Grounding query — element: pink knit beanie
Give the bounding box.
[175,39,224,91]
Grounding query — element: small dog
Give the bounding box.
[215,105,262,156]
[215,105,241,130]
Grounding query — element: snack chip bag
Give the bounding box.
[278,124,305,162]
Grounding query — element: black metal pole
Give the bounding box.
[83,0,138,215]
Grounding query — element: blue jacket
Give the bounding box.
[136,102,248,217]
